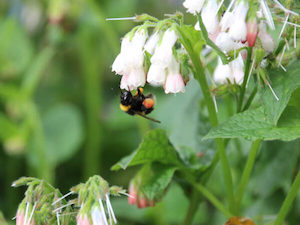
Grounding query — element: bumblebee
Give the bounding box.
[120,88,161,123]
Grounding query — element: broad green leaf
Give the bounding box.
[250,140,300,197]
[142,163,177,200]
[204,105,300,141]
[0,113,18,140]
[0,19,33,77]
[179,25,203,54]
[261,61,300,125]
[155,79,216,170]
[42,104,84,166]
[111,129,180,170]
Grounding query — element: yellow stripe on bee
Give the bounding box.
[120,104,131,112]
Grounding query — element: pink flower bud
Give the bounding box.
[247,19,258,47]
[76,214,91,225]
[258,22,275,52]
[137,195,148,208]
[128,182,137,205]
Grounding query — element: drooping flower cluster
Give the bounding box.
[112,27,187,94]
[73,176,128,225]
[183,0,299,85]
[13,176,126,225]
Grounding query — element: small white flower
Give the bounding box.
[201,0,219,34]
[213,58,232,84]
[230,54,245,85]
[147,63,167,86]
[220,12,234,32]
[112,37,131,75]
[164,56,185,94]
[126,30,147,68]
[91,207,106,225]
[127,67,146,90]
[151,29,177,67]
[228,1,248,41]
[258,22,275,52]
[120,74,130,90]
[215,32,235,52]
[183,0,205,15]
[144,32,160,55]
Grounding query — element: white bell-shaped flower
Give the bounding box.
[151,29,177,67]
[112,36,131,75]
[215,32,235,53]
[120,74,130,90]
[230,54,245,85]
[183,0,205,15]
[164,56,185,94]
[228,1,248,41]
[144,32,160,55]
[91,207,106,225]
[127,67,146,90]
[213,58,232,84]
[201,0,219,34]
[220,11,234,32]
[126,30,147,68]
[147,63,167,86]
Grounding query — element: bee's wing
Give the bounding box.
[134,111,161,123]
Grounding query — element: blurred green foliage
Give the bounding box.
[0,0,299,225]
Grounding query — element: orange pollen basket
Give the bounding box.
[142,98,154,109]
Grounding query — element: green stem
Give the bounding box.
[27,102,54,182]
[242,86,257,111]
[183,190,201,225]
[189,179,233,218]
[177,25,235,214]
[78,29,103,179]
[273,171,300,225]
[235,139,261,212]
[237,47,253,113]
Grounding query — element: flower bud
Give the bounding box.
[258,22,275,52]
[246,19,258,47]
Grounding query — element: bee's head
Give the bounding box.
[120,90,133,106]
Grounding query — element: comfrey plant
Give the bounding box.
[109,0,300,224]
[13,176,126,225]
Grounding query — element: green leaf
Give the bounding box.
[142,163,177,200]
[0,19,33,77]
[0,113,19,141]
[111,129,180,170]
[179,25,203,54]
[42,104,84,166]
[250,140,300,197]
[204,104,300,141]
[261,61,300,125]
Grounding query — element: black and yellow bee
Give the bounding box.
[120,88,160,123]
